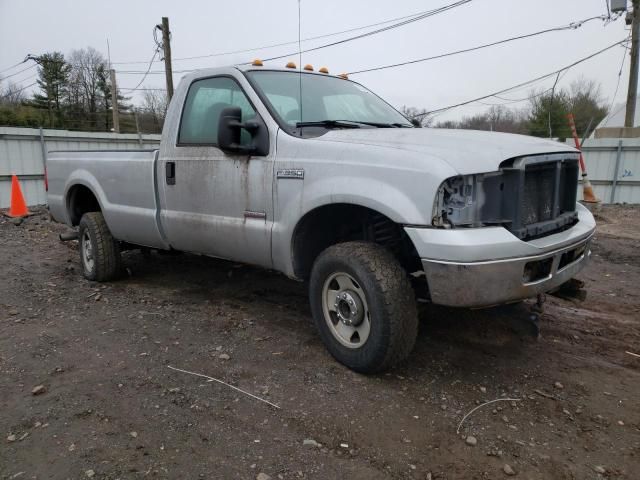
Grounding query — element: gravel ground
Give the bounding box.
[1,205,639,480]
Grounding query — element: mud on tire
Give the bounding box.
[309,241,418,373]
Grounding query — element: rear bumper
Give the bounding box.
[420,236,591,307]
[405,202,595,308]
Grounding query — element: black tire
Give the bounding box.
[78,212,121,281]
[309,241,418,373]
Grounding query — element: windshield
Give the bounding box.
[245,70,412,130]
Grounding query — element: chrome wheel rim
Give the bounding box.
[321,272,370,348]
[81,231,94,273]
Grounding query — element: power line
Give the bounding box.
[110,5,463,66]
[0,81,38,100]
[7,72,39,86]
[0,58,28,75]
[118,26,164,95]
[115,6,608,91]
[114,0,473,78]
[603,32,631,125]
[115,69,190,75]
[484,69,571,104]
[0,63,37,80]
[120,86,166,91]
[129,48,160,92]
[348,15,609,75]
[476,88,554,107]
[254,0,473,65]
[458,70,571,108]
[421,38,629,116]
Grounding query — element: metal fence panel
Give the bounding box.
[0,127,160,208]
[569,138,640,204]
[2,127,638,209]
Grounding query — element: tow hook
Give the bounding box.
[549,278,587,302]
[526,293,545,339]
[59,230,79,242]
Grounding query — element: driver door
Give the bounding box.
[157,76,274,268]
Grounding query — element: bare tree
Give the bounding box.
[400,105,432,127]
[567,76,608,136]
[143,90,168,124]
[136,89,168,132]
[0,79,27,106]
[432,105,529,134]
[68,47,107,116]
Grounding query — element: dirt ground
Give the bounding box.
[1,205,639,480]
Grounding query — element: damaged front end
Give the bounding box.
[431,153,581,241]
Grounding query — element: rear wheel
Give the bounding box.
[78,212,121,281]
[309,241,418,373]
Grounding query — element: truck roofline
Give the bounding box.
[177,65,349,84]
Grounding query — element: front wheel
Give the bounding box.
[309,241,418,373]
[78,212,121,281]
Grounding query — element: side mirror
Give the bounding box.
[218,106,245,152]
[218,106,265,155]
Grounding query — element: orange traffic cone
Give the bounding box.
[7,174,30,218]
[567,113,599,204]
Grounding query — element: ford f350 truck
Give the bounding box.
[47,63,595,373]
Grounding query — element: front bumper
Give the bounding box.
[420,237,591,307]
[405,203,595,308]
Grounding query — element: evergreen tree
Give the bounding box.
[31,52,69,128]
[527,90,571,139]
[568,78,608,137]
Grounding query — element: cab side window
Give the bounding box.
[178,77,256,145]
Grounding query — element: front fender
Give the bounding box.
[271,130,460,277]
[297,176,426,226]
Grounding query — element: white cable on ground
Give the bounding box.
[456,397,522,434]
[167,365,281,409]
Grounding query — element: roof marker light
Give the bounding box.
[304,64,314,71]
[285,61,297,69]
[319,67,329,73]
[338,73,348,79]
[252,59,263,66]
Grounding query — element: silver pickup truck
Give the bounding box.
[47,63,595,372]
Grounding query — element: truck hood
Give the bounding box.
[316,128,576,174]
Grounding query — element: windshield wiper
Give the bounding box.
[295,120,362,129]
[295,119,413,129]
[348,120,412,128]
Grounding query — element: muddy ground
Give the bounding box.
[1,205,639,480]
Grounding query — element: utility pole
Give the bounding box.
[133,109,144,148]
[625,0,640,127]
[109,69,120,133]
[160,17,174,101]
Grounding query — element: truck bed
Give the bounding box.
[47,149,169,250]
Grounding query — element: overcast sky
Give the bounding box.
[0,0,631,121]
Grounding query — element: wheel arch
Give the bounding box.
[290,203,422,280]
[66,182,103,226]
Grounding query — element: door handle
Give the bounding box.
[166,162,176,185]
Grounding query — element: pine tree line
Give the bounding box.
[0,47,167,133]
